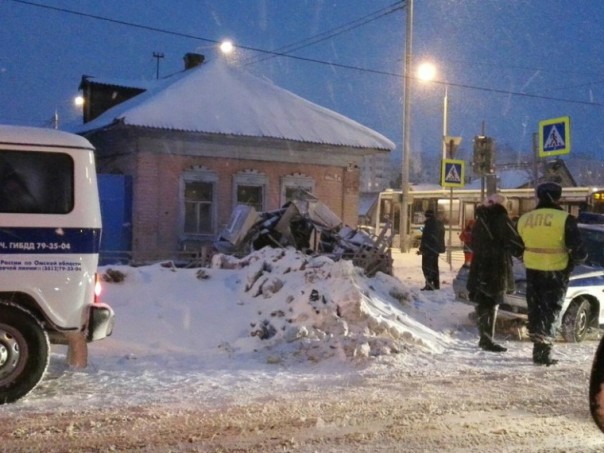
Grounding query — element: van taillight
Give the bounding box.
[94,273,102,303]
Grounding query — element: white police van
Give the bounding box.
[0,125,115,404]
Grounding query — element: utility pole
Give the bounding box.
[400,0,413,252]
[153,52,164,79]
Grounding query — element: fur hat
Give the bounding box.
[536,182,562,202]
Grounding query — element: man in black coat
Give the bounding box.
[418,209,445,290]
[467,194,524,352]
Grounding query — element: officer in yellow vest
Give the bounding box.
[517,182,586,366]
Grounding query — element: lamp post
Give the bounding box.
[417,62,461,267]
[416,62,448,159]
[399,0,414,252]
[442,84,448,161]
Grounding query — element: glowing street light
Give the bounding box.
[220,40,234,55]
[417,62,437,82]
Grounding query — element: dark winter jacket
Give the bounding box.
[467,203,524,298]
[419,216,446,255]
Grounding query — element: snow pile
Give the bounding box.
[100,247,453,366]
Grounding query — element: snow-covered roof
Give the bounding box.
[76,59,395,151]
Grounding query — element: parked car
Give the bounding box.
[453,223,604,342]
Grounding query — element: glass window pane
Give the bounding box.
[198,203,212,233]
[184,180,214,234]
[237,185,263,211]
[184,201,198,233]
[185,181,212,202]
[0,150,74,214]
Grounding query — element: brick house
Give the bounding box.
[76,55,394,262]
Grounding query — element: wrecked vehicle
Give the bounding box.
[214,196,393,277]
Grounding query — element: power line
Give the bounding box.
[425,78,604,108]
[8,0,404,78]
[243,1,405,66]
[8,0,604,109]
[9,0,220,45]
[9,0,403,67]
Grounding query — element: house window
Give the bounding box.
[182,167,217,236]
[281,173,315,205]
[233,170,267,212]
[236,185,263,211]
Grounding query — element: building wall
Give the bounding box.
[89,128,367,262]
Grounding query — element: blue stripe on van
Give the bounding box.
[0,227,101,254]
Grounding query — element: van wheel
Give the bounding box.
[0,303,50,404]
[561,299,591,343]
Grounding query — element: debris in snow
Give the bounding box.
[101,268,126,283]
[213,193,393,277]
[195,269,209,280]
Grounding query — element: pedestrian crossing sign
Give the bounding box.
[441,159,465,188]
[539,116,571,157]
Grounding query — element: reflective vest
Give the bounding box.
[517,208,569,271]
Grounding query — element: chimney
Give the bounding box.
[184,53,205,70]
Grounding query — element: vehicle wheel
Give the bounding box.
[0,303,50,404]
[561,299,591,343]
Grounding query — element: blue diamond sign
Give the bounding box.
[539,116,571,157]
[441,159,465,188]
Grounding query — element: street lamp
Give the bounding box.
[416,62,448,161]
[220,40,234,55]
[417,62,461,267]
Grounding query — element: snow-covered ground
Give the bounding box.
[2,247,604,451]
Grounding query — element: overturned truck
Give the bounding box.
[214,197,393,277]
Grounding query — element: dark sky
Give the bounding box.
[2,0,604,165]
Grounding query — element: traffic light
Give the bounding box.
[472,136,495,176]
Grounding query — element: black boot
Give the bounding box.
[479,337,508,352]
[420,281,434,291]
[533,343,558,366]
[477,305,507,352]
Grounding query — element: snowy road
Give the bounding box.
[2,347,604,452]
[1,248,604,451]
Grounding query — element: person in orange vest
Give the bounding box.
[517,182,587,366]
[459,218,475,267]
